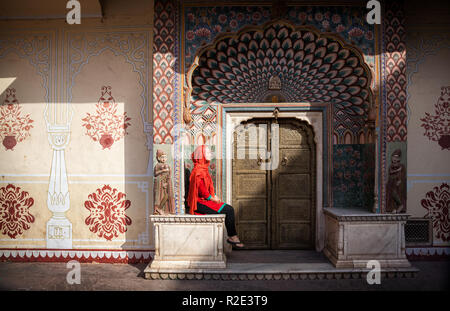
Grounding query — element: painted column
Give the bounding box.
[45,102,73,249]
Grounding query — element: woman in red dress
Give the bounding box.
[187,145,244,249]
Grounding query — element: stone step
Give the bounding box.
[144,262,419,280]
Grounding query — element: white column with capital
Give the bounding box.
[45,100,73,249]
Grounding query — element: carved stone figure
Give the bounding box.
[386,149,406,213]
[153,149,175,215]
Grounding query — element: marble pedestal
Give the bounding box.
[323,208,412,268]
[145,215,229,275]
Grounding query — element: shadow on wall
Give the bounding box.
[0,33,153,264]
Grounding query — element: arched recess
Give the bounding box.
[185,20,374,144]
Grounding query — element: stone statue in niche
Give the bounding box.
[269,75,281,90]
[153,149,175,215]
[386,149,406,213]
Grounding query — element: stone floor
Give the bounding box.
[0,250,448,291]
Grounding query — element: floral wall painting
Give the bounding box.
[0,88,34,151]
[421,86,450,150]
[421,183,449,242]
[84,185,132,241]
[82,86,131,150]
[0,184,35,239]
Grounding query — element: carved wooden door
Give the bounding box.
[232,118,315,249]
[232,119,271,249]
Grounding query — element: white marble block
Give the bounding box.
[146,215,228,270]
[323,208,412,268]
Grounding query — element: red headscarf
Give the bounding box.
[187,145,215,214]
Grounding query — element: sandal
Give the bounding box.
[227,238,245,249]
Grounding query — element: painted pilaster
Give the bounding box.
[45,104,73,248]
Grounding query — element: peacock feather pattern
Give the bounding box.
[189,22,373,142]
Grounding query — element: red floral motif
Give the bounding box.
[421,183,449,242]
[322,20,330,30]
[421,87,450,150]
[0,88,34,150]
[252,12,262,21]
[336,24,346,33]
[365,30,374,41]
[348,27,364,38]
[82,86,131,149]
[314,12,323,21]
[218,14,227,24]
[84,185,132,241]
[195,28,211,38]
[0,184,35,239]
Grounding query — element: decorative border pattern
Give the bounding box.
[153,0,176,144]
[150,214,225,223]
[324,208,409,222]
[183,5,375,68]
[0,248,153,263]
[406,247,450,260]
[145,269,418,280]
[383,0,407,143]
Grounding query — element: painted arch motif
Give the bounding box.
[187,21,374,143]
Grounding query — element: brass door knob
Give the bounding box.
[281,156,288,166]
[257,155,263,166]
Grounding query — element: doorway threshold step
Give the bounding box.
[144,262,419,280]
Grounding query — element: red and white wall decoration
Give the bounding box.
[82,86,131,149]
[421,86,450,150]
[0,249,152,263]
[0,184,35,239]
[84,185,132,241]
[421,183,449,243]
[0,88,34,150]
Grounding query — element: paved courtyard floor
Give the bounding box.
[0,251,448,291]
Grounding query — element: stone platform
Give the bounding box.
[145,214,230,272]
[323,208,411,268]
[144,250,419,280]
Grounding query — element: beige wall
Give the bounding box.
[406,0,450,246]
[0,1,155,253]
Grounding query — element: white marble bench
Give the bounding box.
[323,208,412,268]
[145,215,231,273]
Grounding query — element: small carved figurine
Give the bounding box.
[153,149,175,215]
[386,149,406,213]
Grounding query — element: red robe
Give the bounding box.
[194,177,226,213]
[187,145,225,214]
